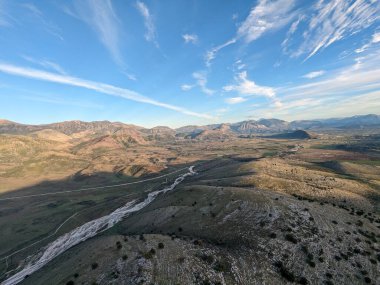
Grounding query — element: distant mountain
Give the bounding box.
[187,124,234,140]
[0,114,379,141]
[266,130,316,140]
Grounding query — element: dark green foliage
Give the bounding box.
[158,242,164,249]
[91,263,98,270]
[66,281,74,285]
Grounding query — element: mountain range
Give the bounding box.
[1,114,379,141]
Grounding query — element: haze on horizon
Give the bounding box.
[0,0,380,128]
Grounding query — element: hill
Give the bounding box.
[266,130,316,139]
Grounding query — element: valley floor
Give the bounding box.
[0,134,379,285]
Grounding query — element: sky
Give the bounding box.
[0,0,379,128]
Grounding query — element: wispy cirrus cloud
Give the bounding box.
[0,0,13,27]
[181,84,193,91]
[21,55,67,75]
[136,1,158,47]
[21,2,63,41]
[205,0,296,66]
[289,0,380,60]
[0,63,212,119]
[237,0,296,43]
[302,70,325,79]
[252,48,380,119]
[65,0,123,66]
[182,33,198,44]
[182,72,215,95]
[205,38,236,67]
[225,97,247,104]
[355,31,380,53]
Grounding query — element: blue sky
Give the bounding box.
[0,0,379,128]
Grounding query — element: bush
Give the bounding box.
[269,233,277,238]
[213,258,230,272]
[91,263,98,270]
[285,233,298,244]
[298,276,308,285]
[66,281,74,285]
[122,255,128,260]
[199,254,214,264]
[158,242,164,249]
[143,249,156,259]
[116,241,122,249]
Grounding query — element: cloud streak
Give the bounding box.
[182,34,198,44]
[225,97,247,104]
[0,63,212,119]
[237,0,296,43]
[67,0,123,66]
[291,0,380,60]
[136,1,158,46]
[205,0,296,66]
[302,70,325,79]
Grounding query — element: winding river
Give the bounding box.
[2,166,196,285]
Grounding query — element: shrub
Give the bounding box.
[122,255,128,260]
[364,277,371,284]
[199,254,214,264]
[116,241,122,249]
[143,249,156,259]
[298,276,308,285]
[285,233,298,244]
[213,257,230,272]
[74,273,79,278]
[66,281,74,285]
[158,242,164,249]
[91,263,98,270]
[269,233,277,238]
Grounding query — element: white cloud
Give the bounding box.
[290,0,380,60]
[181,84,194,91]
[192,72,215,95]
[302,70,325,79]
[237,0,296,43]
[205,38,236,67]
[283,50,380,99]
[223,71,275,98]
[182,34,198,44]
[355,31,380,53]
[67,0,123,66]
[0,63,212,119]
[20,2,63,41]
[136,1,158,47]
[225,97,247,104]
[205,0,296,66]
[0,0,13,27]
[21,55,66,74]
